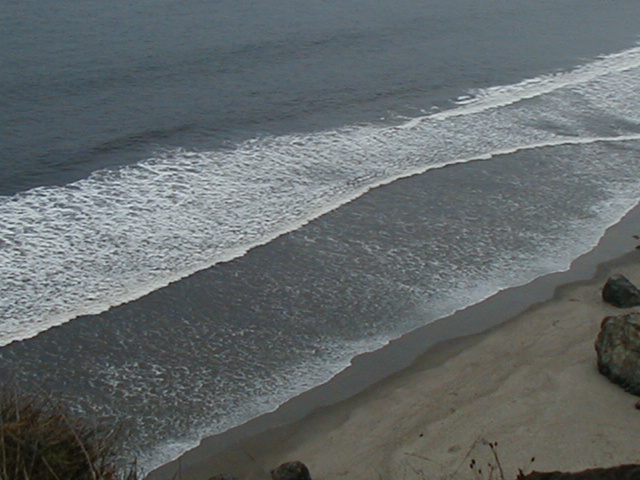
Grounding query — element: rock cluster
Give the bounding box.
[208,475,240,480]
[271,462,311,480]
[595,312,640,395]
[208,461,311,480]
[602,274,640,308]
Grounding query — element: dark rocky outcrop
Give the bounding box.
[602,274,640,308]
[208,475,240,480]
[519,464,640,480]
[595,313,640,395]
[271,461,311,480]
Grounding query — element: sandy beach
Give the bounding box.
[148,208,640,480]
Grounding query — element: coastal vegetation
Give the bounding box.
[0,388,137,480]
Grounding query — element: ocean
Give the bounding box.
[2,0,640,474]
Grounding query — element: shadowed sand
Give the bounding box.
[148,207,640,480]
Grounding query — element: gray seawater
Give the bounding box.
[2,0,640,473]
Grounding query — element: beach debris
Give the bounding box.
[271,461,311,480]
[595,313,640,395]
[518,464,640,480]
[602,274,640,308]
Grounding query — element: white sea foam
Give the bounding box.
[2,45,640,346]
[135,333,392,475]
[139,157,640,473]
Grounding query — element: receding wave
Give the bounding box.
[2,45,640,346]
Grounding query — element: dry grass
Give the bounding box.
[466,439,536,480]
[0,389,137,480]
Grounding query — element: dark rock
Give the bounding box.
[271,461,311,480]
[208,475,239,480]
[519,464,640,480]
[602,274,640,308]
[595,313,640,395]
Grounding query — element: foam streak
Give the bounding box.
[2,45,640,345]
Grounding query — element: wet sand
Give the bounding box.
[148,206,640,480]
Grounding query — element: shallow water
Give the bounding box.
[2,0,640,472]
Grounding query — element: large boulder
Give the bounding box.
[519,464,640,480]
[595,313,640,395]
[602,274,640,308]
[271,461,311,480]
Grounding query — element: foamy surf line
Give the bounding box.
[2,44,640,346]
[404,44,640,126]
[138,133,640,473]
[147,201,640,480]
[144,191,640,478]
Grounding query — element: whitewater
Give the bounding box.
[2,45,640,347]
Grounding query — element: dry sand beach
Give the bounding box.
[149,208,640,480]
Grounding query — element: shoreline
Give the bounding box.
[148,203,640,480]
